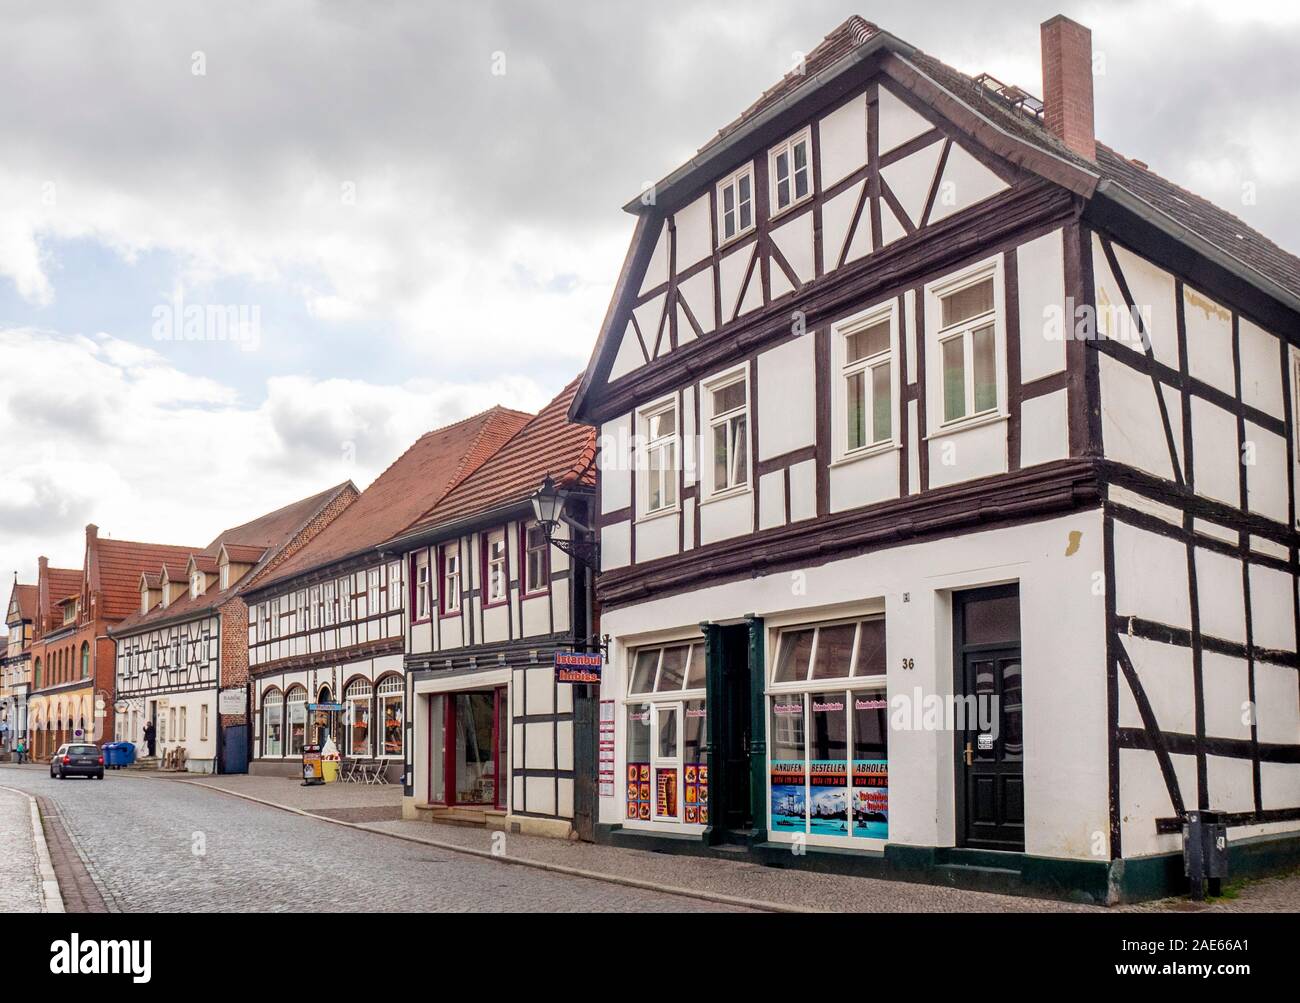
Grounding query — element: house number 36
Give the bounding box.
[901,658,915,670]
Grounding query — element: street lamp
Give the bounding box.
[529,474,598,570]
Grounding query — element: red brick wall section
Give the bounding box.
[1040,15,1095,161]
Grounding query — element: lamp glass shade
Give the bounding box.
[531,475,564,525]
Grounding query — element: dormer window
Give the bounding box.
[769,128,812,214]
[717,165,755,244]
[141,586,149,615]
[219,563,230,591]
[190,571,203,599]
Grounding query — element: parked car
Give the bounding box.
[49,743,105,780]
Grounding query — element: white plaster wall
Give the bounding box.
[1015,229,1067,382]
[829,449,900,512]
[635,513,679,563]
[1183,286,1236,396]
[698,490,753,546]
[1238,318,1285,416]
[1020,390,1069,468]
[818,92,867,187]
[674,194,712,271]
[756,337,816,460]
[596,510,1109,861]
[1190,397,1241,506]
[926,419,1007,489]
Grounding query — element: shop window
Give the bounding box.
[345,679,372,758]
[768,615,889,843]
[625,641,707,825]
[286,687,307,756]
[378,676,404,757]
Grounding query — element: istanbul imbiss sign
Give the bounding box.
[554,651,602,684]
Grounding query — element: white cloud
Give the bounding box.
[0,326,549,583]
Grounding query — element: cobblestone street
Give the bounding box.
[0,767,740,912]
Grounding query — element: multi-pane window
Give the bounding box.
[441,546,461,614]
[190,571,202,599]
[841,314,893,453]
[641,400,679,514]
[937,274,998,424]
[310,586,321,629]
[523,523,548,595]
[413,551,431,620]
[484,530,507,605]
[367,568,380,616]
[717,165,754,242]
[337,578,351,622]
[770,129,811,213]
[219,564,230,591]
[387,561,401,610]
[707,373,749,495]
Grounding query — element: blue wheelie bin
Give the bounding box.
[103,742,137,770]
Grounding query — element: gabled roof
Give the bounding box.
[95,540,201,622]
[46,568,83,608]
[254,407,533,590]
[390,377,595,544]
[578,15,1300,421]
[220,543,268,565]
[110,482,355,636]
[7,583,37,624]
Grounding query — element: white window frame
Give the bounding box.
[768,127,813,217]
[636,394,681,519]
[219,564,230,591]
[716,163,755,245]
[832,300,900,463]
[200,704,209,742]
[441,545,461,614]
[522,523,549,596]
[484,529,508,605]
[414,550,431,620]
[926,258,1006,435]
[701,364,751,500]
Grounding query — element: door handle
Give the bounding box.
[964,742,973,767]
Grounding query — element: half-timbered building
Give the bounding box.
[109,483,356,773]
[27,531,197,760]
[570,15,1300,900]
[2,579,38,756]
[385,378,597,837]
[242,407,531,780]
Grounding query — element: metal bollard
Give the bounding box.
[1183,810,1229,900]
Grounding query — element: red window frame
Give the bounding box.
[520,521,550,597]
[438,543,461,618]
[480,528,509,609]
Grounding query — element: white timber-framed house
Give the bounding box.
[241,408,531,781]
[569,15,1300,902]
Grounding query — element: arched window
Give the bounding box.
[80,641,90,679]
[345,678,372,758]
[262,689,284,758]
[33,658,41,688]
[377,675,404,758]
[285,686,308,756]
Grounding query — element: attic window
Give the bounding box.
[717,164,754,243]
[191,571,203,599]
[219,564,230,591]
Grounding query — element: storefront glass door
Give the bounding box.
[426,688,506,808]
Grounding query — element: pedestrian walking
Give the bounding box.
[14,738,26,764]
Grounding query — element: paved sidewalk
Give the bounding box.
[145,770,403,822]
[0,786,45,913]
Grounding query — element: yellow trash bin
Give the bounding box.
[322,759,339,783]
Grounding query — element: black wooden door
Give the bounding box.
[954,587,1024,851]
[720,625,752,832]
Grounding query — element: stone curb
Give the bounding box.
[172,779,814,914]
[0,785,64,914]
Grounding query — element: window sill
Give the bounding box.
[767,194,813,224]
[716,227,756,253]
[698,485,752,507]
[925,411,1008,442]
[830,441,901,469]
[635,505,681,525]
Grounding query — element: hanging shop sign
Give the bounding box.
[218,688,245,716]
[306,702,346,713]
[555,651,602,684]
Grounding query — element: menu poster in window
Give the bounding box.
[599,701,616,798]
[627,763,651,820]
[656,767,678,819]
[852,761,888,839]
[770,759,806,832]
[683,762,708,823]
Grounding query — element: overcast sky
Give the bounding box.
[1,0,1297,587]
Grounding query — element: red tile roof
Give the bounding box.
[46,568,83,611]
[649,15,1300,301]
[397,376,595,537]
[111,482,356,635]
[94,540,200,622]
[257,407,532,589]
[8,583,38,623]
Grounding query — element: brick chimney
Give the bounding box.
[1040,15,1095,160]
[37,556,49,633]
